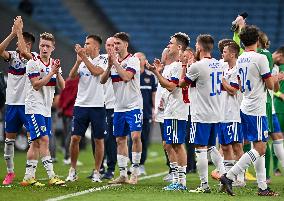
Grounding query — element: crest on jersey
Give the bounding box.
[122,63,127,68]
[40,126,47,132]
[264,130,268,138]
[144,77,150,84]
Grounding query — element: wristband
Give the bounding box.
[274,91,282,97]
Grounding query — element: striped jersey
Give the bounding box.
[25,56,59,117]
[222,65,241,122]
[162,61,189,120]
[5,51,36,105]
[110,54,143,112]
[237,51,271,116]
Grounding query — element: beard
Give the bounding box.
[195,50,201,61]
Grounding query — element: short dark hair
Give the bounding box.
[113,32,129,43]
[197,34,214,52]
[258,30,270,49]
[224,42,240,58]
[171,32,190,51]
[239,25,259,47]
[86,34,102,45]
[185,47,195,54]
[40,32,55,45]
[275,46,284,55]
[218,39,234,54]
[23,32,35,44]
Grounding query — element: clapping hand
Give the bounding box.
[51,59,60,74]
[13,16,23,34]
[75,44,86,61]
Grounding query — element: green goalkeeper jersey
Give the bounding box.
[257,48,274,132]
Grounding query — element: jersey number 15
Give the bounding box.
[210,71,222,96]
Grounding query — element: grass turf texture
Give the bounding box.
[0,142,283,201]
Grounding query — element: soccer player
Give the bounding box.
[181,48,197,174]
[180,34,225,193]
[220,25,278,196]
[128,52,157,175]
[21,32,65,186]
[148,32,190,190]
[257,31,283,184]
[219,41,245,186]
[66,35,107,183]
[271,46,284,175]
[0,16,35,185]
[101,37,117,179]
[150,48,177,182]
[101,32,143,184]
[231,15,257,181]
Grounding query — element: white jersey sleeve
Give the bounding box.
[7,51,17,62]
[258,55,271,78]
[126,56,140,75]
[169,62,182,84]
[5,51,30,105]
[222,66,241,122]
[162,62,189,120]
[185,62,200,84]
[27,59,40,79]
[98,55,108,70]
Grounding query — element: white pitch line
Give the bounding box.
[45,184,121,201]
[45,171,168,201]
[139,171,168,180]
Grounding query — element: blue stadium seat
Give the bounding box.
[95,0,284,60]
[2,0,86,45]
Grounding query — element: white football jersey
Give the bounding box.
[75,55,107,107]
[25,56,58,117]
[161,61,189,121]
[185,57,224,123]
[154,64,171,123]
[154,82,164,123]
[222,65,241,122]
[110,54,143,112]
[5,51,37,105]
[237,51,271,116]
[101,54,115,109]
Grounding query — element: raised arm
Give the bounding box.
[75,44,104,76]
[14,16,33,60]
[53,59,65,90]
[147,59,177,92]
[100,63,111,84]
[69,49,82,79]
[0,25,17,60]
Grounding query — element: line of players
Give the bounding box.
[1,15,284,197]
